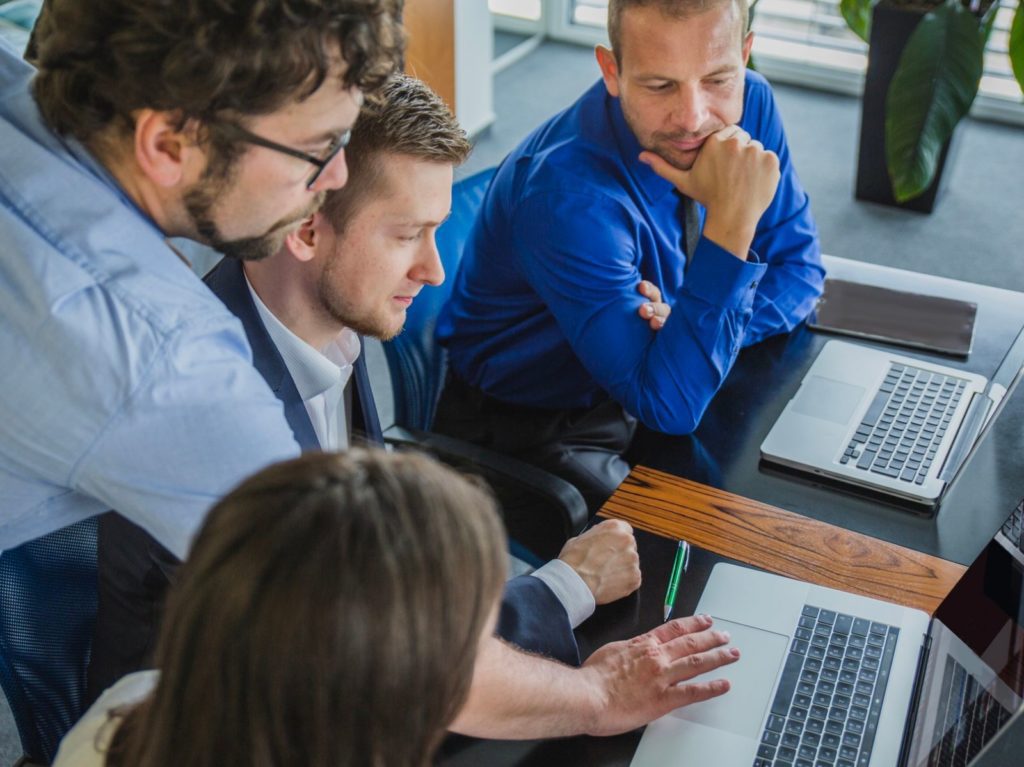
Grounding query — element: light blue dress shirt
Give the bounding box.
[0,41,299,558]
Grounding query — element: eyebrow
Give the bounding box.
[634,64,740,82]
[296,127,348,148]
[390,211,452,228]
[703,65,740,77]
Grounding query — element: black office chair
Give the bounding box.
[0,518,97,766]
[382,168,588,560]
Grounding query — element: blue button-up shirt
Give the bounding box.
[439,72,824,435]
[0,41,299,558]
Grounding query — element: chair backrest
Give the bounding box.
[383,167,496,431]
[0,518,97,765]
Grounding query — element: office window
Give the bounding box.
[550,0,1024,125]
[490,0,543,22]
[491,0,546,71]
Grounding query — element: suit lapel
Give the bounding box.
[203,258,320,450]
[350,348,383,446]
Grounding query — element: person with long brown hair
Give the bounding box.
[53,449,507,767]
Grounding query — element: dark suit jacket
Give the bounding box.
[204,258,579,666]
[87,260,578,703]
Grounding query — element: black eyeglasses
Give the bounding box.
[219,122,351,189]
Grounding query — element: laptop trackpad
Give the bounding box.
[670,618,788,738]
[792,376,865,426]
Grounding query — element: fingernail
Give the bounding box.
[720,630,731,642]
[644,304,654,317]
[730,647,741,658]
[655,317,665,328]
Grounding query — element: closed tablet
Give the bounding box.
[807,279,977,358]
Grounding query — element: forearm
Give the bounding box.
[450,636,602,739]
[744,264,824,345]
[742,200,825,346]
[598,240,765,434]
[452,616,740,740]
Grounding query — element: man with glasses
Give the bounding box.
[0,0,738,742]
[87,73,645,705]
[219,121,352,190]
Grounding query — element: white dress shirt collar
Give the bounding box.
[245,275,361,450]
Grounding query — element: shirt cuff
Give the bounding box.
[685,236,768,310]
[531,559,596,629]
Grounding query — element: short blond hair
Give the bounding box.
[608,0,749,62]
[320,73,471,233]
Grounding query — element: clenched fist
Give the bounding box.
[641,125,780,259]
[558,518,641,604]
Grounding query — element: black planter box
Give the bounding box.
[855,2,955,214]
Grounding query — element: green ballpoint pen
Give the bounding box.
[663,540,690,621]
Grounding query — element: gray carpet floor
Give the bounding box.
[2,36,1021,766]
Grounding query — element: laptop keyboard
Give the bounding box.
[999,499,1024,555]
[841,363,967,485]
[753,605,899,767]
[924,655,1012,767]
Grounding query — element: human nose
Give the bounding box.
[309,148,348,192]
[671,85,708,134]
[413,236,445,287]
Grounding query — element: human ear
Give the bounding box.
[595,45,622,99]
[741,31,754,67]
[283,214,319,263]
[133,110,193,188]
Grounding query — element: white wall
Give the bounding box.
[454,0,495,137]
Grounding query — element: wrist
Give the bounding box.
[577,664,611,736]
[701,215,755,261]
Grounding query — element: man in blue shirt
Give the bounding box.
[436,0,825,511]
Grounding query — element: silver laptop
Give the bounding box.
[631,509,1024,767]
[760,340,1011,506]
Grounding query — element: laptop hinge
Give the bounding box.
[938,393,993,482]
[897,624,933,767]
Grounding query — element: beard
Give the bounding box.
[647,131,706,171]
[315,258,404,342]
[184,158,325,262]
[618,98,721,172]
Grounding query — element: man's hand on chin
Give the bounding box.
[640,125,780,259]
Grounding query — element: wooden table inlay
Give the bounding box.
[599,465,966,614]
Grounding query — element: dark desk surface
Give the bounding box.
[437,256,1024,765]
[628,255,1024,567]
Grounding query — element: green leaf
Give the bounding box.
[1011,0,1024,94]
[885,1,986,202]
[840,0,878,42]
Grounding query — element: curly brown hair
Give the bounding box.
[31,0,405,147]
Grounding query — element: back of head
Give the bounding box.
[108,449,507,767]
[320,72,471,233]
[31,0,404,150]
[607,0,749,61]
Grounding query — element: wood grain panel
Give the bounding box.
[599,465,966,614]
[403,0,456,112]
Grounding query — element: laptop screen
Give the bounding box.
[903,533,1024,765]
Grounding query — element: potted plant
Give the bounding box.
[843,0,1023,211]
